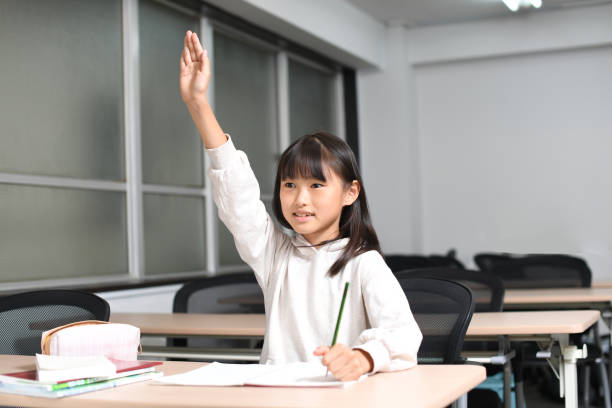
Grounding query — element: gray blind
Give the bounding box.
[143,194,206,275]
[0,0,124,180]
[139,0,203,187]
[213,31,278,266]
[289,59,335,142]
[0,184,128,281]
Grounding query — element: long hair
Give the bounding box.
[273,132,381,277]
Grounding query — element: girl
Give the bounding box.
[179,31,422,381]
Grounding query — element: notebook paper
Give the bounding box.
[154,362,366,388]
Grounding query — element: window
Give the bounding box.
[0,0,126,286]
[0,0,347,289]
[289,58,338,141]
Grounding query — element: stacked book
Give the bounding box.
[0,354,162,398]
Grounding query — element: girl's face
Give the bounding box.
[279,167,359,246]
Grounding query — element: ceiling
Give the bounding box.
[345,0,610,27]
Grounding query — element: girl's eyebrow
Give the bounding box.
[282,176,326,182]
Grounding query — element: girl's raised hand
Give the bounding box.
[313,344,373,381]
[180,30,210,106]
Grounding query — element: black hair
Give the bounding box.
[272,132,382,277]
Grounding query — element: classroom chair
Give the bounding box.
[393,275,498,407]
[398,267,510,407]
[393,275,475,364]
[473,253,591,288]
[385,250,464,273]
[0,289,110,355]
[398,267,504,312]
[384,255,438,271]
[429,249,466,269]
[172,272,263,353]
[473,252,517,273]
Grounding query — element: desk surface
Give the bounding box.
[467,310,599,336]
[0,355,485,408]
[504,287,612,304]
[217,287,612,306]
[113,313,267,336]
[111,310,600,338]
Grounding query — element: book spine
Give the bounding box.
[50,367,155,391]
[54,371,162,397]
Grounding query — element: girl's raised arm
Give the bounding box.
[179,30,226,149]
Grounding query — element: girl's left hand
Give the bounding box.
[313,344,373,381]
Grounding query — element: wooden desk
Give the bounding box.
[113,313,266,337]
[467,310,600,408]
[112,310,599,408]
[0,355,485,408]
[504,287,612,308]
[112,310,600,339]
[218,288,612,309]
[467,310,600,336]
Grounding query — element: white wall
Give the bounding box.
[403,5,612,277]
[97,284,181,314]
[358,26,423,254]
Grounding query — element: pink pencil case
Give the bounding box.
[41,320,141,361]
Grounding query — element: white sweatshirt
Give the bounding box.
[208,137,422,373]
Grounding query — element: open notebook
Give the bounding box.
[154,362,366,388]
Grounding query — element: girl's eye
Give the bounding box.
[284,182,295,188]
[311,183,323,188]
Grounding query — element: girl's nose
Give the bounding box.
[295,187,309,205]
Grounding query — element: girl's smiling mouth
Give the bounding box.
[293,211,314,222]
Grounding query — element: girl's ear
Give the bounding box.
[342,180,360,206]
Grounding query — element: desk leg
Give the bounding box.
[451,393,467,408]
[498,335,513,408]
[555,333,587,408]
[562,351,578,408]
[503,361,512,408]
[513,343,526,408]
[603,310,612,392]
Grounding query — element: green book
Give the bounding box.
[0,370,162,398]
[0,358,163,398]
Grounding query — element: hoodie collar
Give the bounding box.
[292,234,349,257]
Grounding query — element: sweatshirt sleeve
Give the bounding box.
[352,253,422,373]
[207,136,285,287]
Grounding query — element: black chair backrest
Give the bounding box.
[490,255,591,288]
[394,274,475,364]
[428,255,465,269]
[384,255,438,272]
[401,267,504,312]
[487,254,592,289]
[0,290,110,355]
[473,252,516,272]
[386,250,464,272]
[172,272,263,351]
[173,272,263,314]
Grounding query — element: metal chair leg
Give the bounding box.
[583,365,591,408]
[597,359,611,408]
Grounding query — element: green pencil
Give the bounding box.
[331,282,350,346]
[326,282,350,377]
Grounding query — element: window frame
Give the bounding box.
[0,0,355,293]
